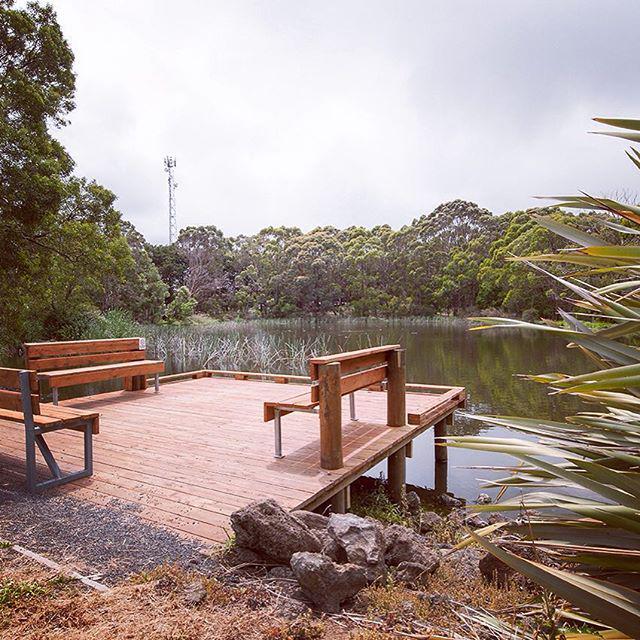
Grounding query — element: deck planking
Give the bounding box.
[0,376,463,545]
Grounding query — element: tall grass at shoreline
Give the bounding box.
[140,317,461,374]
[142,322,334,374]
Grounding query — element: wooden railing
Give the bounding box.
[308,345,406,469]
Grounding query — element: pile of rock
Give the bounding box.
[230,499,440,612]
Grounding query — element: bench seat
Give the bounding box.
[263,392,318,422]
[37,360,164,389]
[0,405,100,434]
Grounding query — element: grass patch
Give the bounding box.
[0,579,48,608]
[350,482,413,527]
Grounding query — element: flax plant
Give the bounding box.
[447,118,640,638]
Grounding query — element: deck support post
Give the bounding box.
[434,417,449,494]
[405,441,413,458]
[434,418,448,464]
[154,373,160,393]
[387,349,406,427]
[329,487,347,513]
[319,362,343,470]
[51,387,59,406]
[387,447,406,504]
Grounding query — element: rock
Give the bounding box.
[464,513,489,529]
[226,546,263,566]
[316,531,344,563]
[395,561,436,588]
[290,552,368,613]
[327,513,386,582]
[442,547,483,581]
[405,491,422,516]
[479,545,536,586]
[476,493,492,505]
[384,524,440,570]
[273,597,310,620]
[437,493,464,508]
[183,580,207,606]
[419,511,444,534]
[268,566,294,580]
[479,552,511,585]
[230,499,322,564]
[291,510,329,531]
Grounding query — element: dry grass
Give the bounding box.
[1,542,538,640]
[0,551,353,640]
[354,553,534,637]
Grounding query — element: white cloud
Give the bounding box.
[52,0,640,243]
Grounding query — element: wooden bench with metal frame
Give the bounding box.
[24,338,165,405]
[263,345,406,470]
[0,367,99,493]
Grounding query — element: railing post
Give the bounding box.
[319,362,343,470]
[386,348,406,427]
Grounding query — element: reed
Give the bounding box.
[141,322,334,375]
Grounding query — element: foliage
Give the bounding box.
[78,309,140,340]
[350,481,412,527]
[448,117,640,638]
[0,2,164,354]
[165,286,197,323]
[0,579,47,608]
[147,200,600,324]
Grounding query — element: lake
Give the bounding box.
[142,317,589,502]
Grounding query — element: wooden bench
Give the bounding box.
[264,345,406,470]
[23,338,164,404]
[0,367,98,492]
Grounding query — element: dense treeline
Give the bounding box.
[0,1,616,355]
[146,201,602,323]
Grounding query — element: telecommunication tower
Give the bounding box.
[164,156,178,243]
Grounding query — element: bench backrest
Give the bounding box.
[24,338,148,372]
[0,368,40,415]
[308,344,401,403]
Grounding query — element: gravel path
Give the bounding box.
[0,476,219,585]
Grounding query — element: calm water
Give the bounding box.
[149,318,589,502]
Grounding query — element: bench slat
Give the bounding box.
[38,360,164,389]
[31,350,146,372]
[0,408,62,427]
[25,338,143,360]
[263,392,317,422]
[340,364,387,396]
[0,389,40,414]
[0,368,38,392]
[40,405,100,434]
[308,344,400,366]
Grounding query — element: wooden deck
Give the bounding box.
[0,375,464,546]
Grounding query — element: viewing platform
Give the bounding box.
[0,344,465,546]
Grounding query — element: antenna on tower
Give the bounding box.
[164,156,178,243]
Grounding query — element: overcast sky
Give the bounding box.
[53,0,640,244]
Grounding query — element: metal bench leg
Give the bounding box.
[83,420,93,475]
[52,388,59,405]
[274,409,284,459]
[35,435,62,478]
[24,423,37,493]
[349,392,358,421]
[154,373,160,393]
